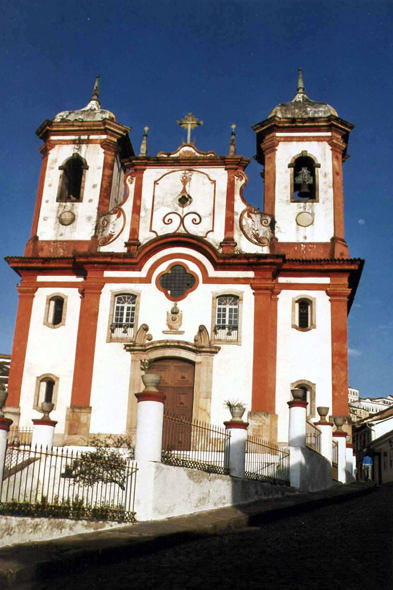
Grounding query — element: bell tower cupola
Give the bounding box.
[26,77,134,257]
[252,69,354,259]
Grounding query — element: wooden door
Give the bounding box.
[151,359,194,451]
[151,359,194,421]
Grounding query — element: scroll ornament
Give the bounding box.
[239,206,273,247]
[97,207,126,246]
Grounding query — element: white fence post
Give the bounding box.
[315,406,333,464]
[0,417,13,497]
[288,394,307,447]
[332,416,347,483]
[134,389,166,463]
[345,443,355,482]
[31,418,57,450]
[224,420,248,478]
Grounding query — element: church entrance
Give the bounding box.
[150,358,195,421]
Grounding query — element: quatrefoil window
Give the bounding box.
[157,264,198,301]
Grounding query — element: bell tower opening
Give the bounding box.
[291,155,316,201]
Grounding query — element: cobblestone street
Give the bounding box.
[34,484,392,590]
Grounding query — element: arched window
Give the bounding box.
[291,380,316,419]
[34,374,59,411]
[292,296,316,331]
[213,295,240,343]
[110,294,137,340]
[57,154,88,202]
[44,294,67,329]
[288,151,320,202]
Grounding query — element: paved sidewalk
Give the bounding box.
[0,482,376,589]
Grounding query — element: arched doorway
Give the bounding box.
[151,358,195,421]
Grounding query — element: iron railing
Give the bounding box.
[332,440,339,481]
[306,420,322,454]
[1,445,137,522]
[7,427,33,447]
[213,325,238,342]
[245,437,290,485]
[161,413,230,475]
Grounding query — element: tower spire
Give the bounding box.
[297,68,305,94]
[92,75,100,102]
[229,124,236,156]
[139,127,149,157]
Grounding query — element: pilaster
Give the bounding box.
[126,165,146,253]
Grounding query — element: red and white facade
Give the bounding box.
[5,77,363,445]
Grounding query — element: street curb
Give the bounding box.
[0,483,377,589]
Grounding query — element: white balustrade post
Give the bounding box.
[224,420,248,478]
[346,443,355,482]
[0,417,13,497]
[315,407,333,464]
[135,390,166,463]
[32,418,57,450]
[287,398,308,448]
[333,430,347,483]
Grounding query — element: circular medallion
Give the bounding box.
[296,211,314,227]
[59,211,76,226]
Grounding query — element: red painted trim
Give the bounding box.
[314,421,333,427]
[287,400,308,409]
[135,392,166,403]
[0,417,13,431]
[333,431,347,438]
[97,142,117,215]
[251,283,275,413]
[155,261,199,302]
[69,281,104,406]
[330,135,345,242]
[224,421,249,430]
[346,443,354,449]
[32,419,58,427]
[328,289,350,416]
[222,168,236,253]
[6,284,38,408]
[263,145,277,218]
[127,167,145,250]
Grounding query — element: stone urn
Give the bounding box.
[228,405,246,421]
[333,415,346,431]
[291,388,307,401]
[0,387,8,417]
[41,401,54,420]
[141,373,161,392]
[317,406,329,422]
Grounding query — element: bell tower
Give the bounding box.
[253,69,354,259]
[25,77,134,257]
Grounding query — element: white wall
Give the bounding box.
[19,287,81,431]
[275,288,332,442]
[275,140,334,243]
[37,142,105,241]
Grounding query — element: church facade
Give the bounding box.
[5,72,363,445]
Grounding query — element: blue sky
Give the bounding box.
[1,0,392,397]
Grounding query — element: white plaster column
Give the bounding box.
[224,420,248,478]
[134,391,166,463]
[287,399,308,448]
[346,443,355,482]
[31,418,57,450]
[0,417,13,497]
[333,431,347,483]
[315,407,333,464]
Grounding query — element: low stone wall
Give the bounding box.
[135,461,296,521]
[0,516,123,548]
[290,446,332,492]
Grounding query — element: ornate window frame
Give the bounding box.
[43,293,68,329]
[56,153,88,203]
[156,262,199,302]
[288,151,320,203]
[291,379,316,419]
[211,290,243,345]
[34,373,59,412]
[291,295,316,332]
[106,289,141,343]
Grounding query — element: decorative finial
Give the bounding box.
[229,124,236,156]
[297,68,305,93]
[139,126,149,157]
[176,112,203,144]
[92,75,100,101]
